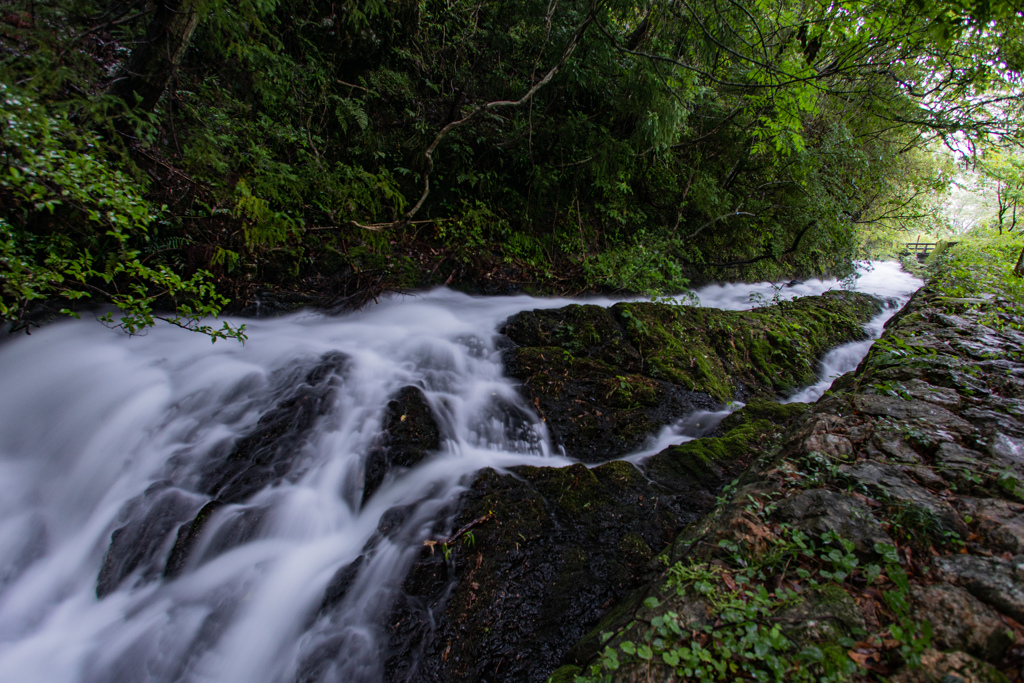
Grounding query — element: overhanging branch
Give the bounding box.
[702,220,816,268]
[351,5,600,232]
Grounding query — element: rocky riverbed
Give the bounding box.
[377,290,888,681]
[555,250,1024,682]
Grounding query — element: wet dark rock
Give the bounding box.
[773,488,891,558]
[196,505,268,560]
[387,461,676,682]
[988,432,1024,469]
[909,583,1014,661]
[642,403,805,509]
[964,408,1024,439]
[318,555,365,615]
[363,386,441,504]
[196,351,349,504]
[899,378,961,409]
[163,500,221,578]
[163,501,269,578]
[501,292,880,461]
[377,504,417,537]
[384,547,454,683]
[958,497,1024,554]
[851,395,973,437]
[930,442,982,485]
[386,407,799,683]
[932,554,1024,624]
[870,432,925,464]
[889,649,1009,683]
[97,487,206,597]
[716,400,810,435]
[472,395,546,452]
[839,460,965,537]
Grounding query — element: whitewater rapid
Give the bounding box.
[0,261,921,683]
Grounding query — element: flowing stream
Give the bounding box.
[0,262,920,683]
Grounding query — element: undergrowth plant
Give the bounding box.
[0,86,244,341]
[577,506,933,682]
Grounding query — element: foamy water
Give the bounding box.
[0,262,920,682]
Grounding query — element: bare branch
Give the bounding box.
[702,220,816,268]
[351,4,600,232]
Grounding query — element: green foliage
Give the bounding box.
[0,86,243,341]
[2,0,1023,321]
[932,234,1024,312]
[975,149,1024,234]
[584,231,691,294]
[577,524,932,682]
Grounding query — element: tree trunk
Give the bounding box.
[1015,243,1024,277]
[107,0,200,112]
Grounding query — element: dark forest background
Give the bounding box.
[0,0,1021,337]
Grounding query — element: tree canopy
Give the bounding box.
[0,0,1022,332]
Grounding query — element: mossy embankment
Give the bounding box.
[561,240,1024,682]
[502,291,881,461]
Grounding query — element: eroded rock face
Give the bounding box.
[386,406,801,682]
[501,292,881,461]
[363,386,442,505]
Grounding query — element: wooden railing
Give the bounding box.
[905,241,938,258]
[904,241,957,260]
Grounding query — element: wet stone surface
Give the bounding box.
[96,351,350,596]
[385,405,805,682]
[363,385,442,505]
[557,275,1024,682]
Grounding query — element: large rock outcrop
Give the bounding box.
[384,402,808,682]
[502,292,881,461]
[380,290,883,681]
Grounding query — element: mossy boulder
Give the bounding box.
[642,404,808,504]
[502,292,880,461]
[386,406,804,682]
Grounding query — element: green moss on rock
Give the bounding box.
[502,292,880,461]
[547,664,582,683]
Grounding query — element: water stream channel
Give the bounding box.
[0,262,921,683]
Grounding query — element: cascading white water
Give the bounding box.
[0,261,920,683]
[781,262,923,404]
[626,261,924,459]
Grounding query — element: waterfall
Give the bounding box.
[0,263,920,682]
